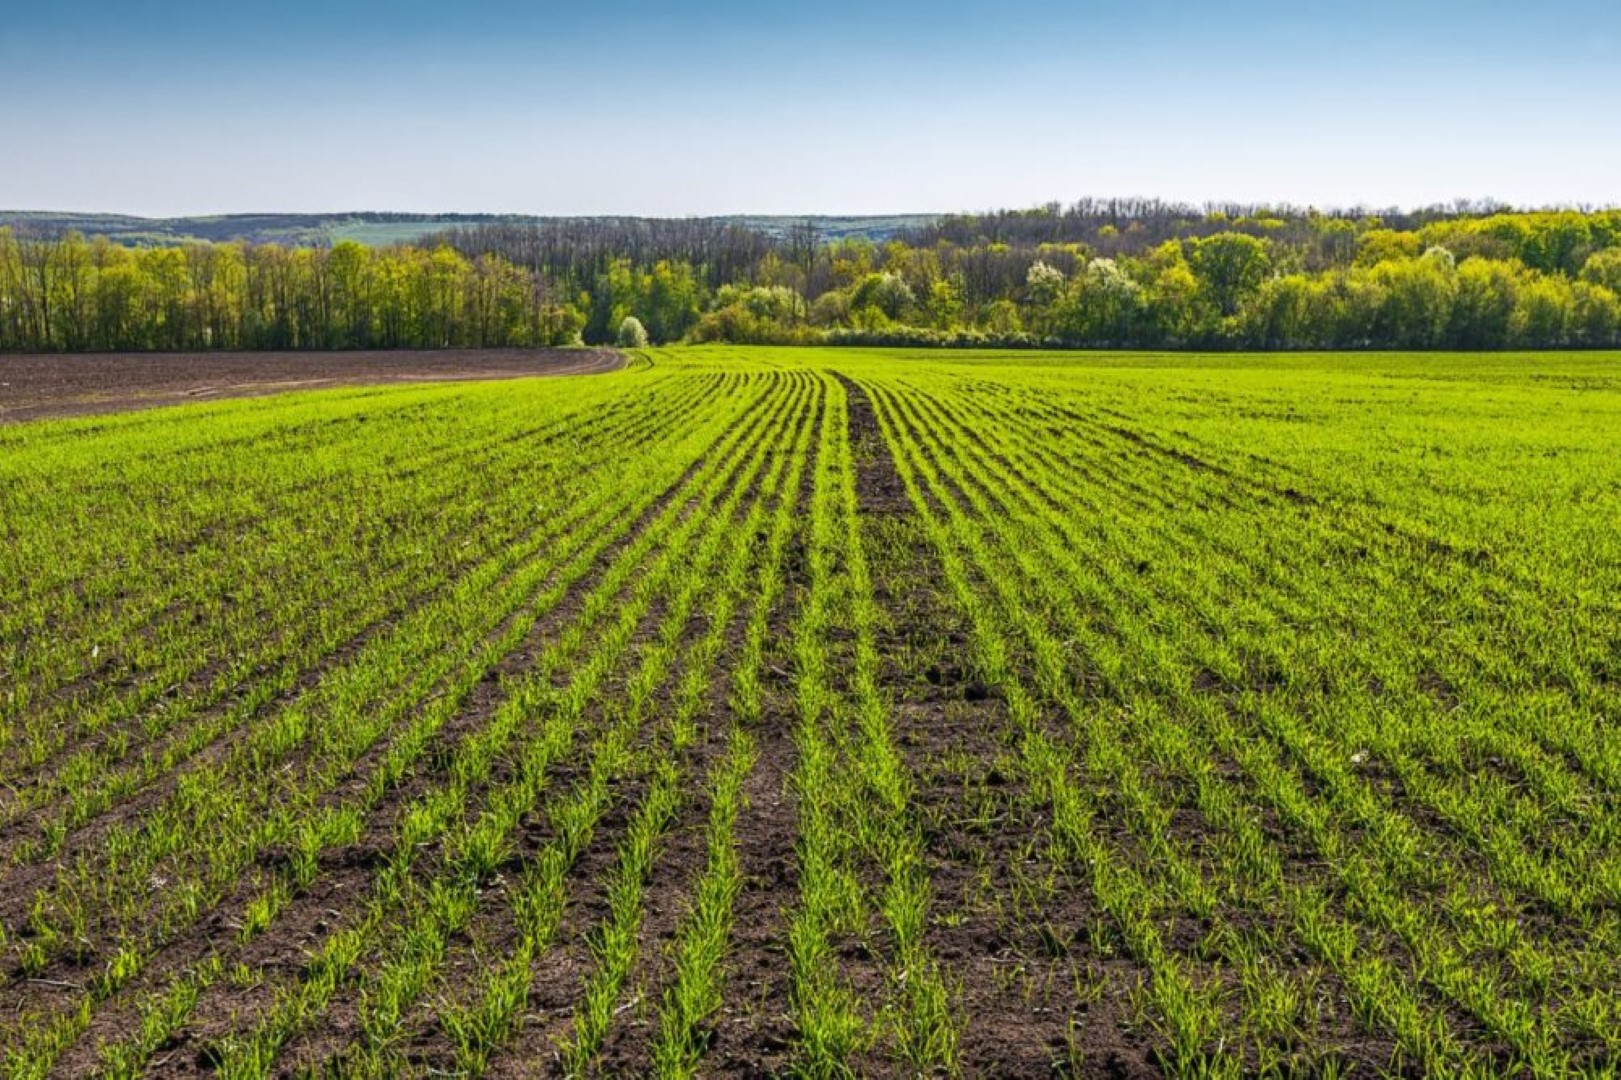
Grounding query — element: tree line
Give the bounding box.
[3,206,1620,352]
[0,233,581,351]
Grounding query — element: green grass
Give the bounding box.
[0,346,1617,1077]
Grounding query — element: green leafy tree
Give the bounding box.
[1139,245,1212,345]
[1580,249,1621,294]
[984,298,1023,335]
[809,290,851,328]
[1051,259,1141,344]
[1189,233,1271,317]
[1243,274,1317,349]
[641,260,703,343]
[1571,281,1620,345]
[1369,249,1457,347]
[1448,259,1523,348]
[924,277,963,330]
[1355,229,1423,266]
[1512,276,1574,347]
[1519,213,1594,274]
[850,272,915,323]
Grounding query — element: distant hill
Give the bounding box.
[0,211,938,247]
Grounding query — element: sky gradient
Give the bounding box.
[4,0,1619,216]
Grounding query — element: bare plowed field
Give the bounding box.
[0,348,621,421]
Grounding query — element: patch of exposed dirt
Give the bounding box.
[838,374,1162,1076]
[0,348,621,422]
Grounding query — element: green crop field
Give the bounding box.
[1,347,1618,1077]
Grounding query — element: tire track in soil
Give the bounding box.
[853,375,1166,1078]
[843,375,1135,1076]
[791,374,923,1075]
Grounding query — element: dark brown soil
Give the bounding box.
[840,374,1165,1077]
[0,348,621,422]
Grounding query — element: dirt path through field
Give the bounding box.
[0,347,622,422]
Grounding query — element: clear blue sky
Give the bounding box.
[3,0,1618,216]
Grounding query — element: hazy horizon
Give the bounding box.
[4,0,1618,217]
[8,198,1621,221]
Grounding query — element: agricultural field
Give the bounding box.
[0,350,621,424]
[1,345,1619,1077]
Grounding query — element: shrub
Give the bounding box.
[616,316,649,348]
